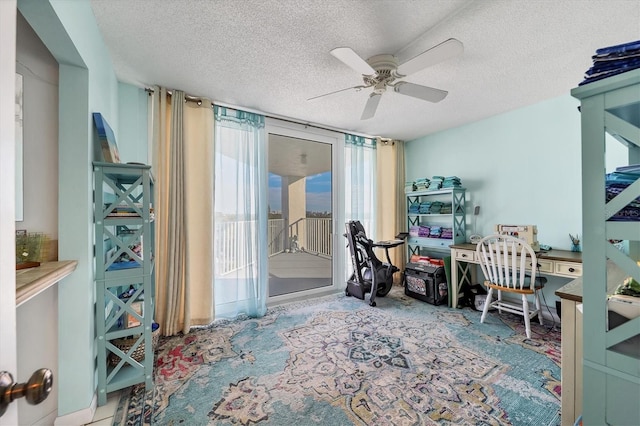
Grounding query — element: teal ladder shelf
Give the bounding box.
[405,187,466,256]
[571,68,640,425]
[93,162,155,406]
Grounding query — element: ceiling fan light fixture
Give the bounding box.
[317,38,463,119]
[365,54,398,72]
[373,82,387,95]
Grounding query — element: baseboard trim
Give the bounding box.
[30,409,58,426]
[54,393,96,426]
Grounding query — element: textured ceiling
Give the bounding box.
[90,0,640,141]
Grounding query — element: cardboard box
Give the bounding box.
[126,301,143,328]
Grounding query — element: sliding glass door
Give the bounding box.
[265,121,343,302]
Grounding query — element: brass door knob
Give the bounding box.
[0,368,53,417]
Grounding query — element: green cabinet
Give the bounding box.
[571,69,640,425]
[93,162,155,406]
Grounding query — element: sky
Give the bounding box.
[269,171,332,213]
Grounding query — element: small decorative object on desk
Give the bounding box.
[16,231,49,269]
[569,233,581,252]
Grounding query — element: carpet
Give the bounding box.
[113,286,561,425]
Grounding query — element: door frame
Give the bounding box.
[0,1,19,424]
[264,118,345,305]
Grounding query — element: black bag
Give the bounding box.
[403,262,448,306]
[459,283,488,310]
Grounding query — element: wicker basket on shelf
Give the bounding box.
[108,327,160,366]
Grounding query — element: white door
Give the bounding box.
[0,1,19,424]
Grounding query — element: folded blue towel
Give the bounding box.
[595,40,640,56]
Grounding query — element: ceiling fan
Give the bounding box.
[309,38,464,120]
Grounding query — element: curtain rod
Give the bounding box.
[216,100,381,140]
[146,87,205,105]
[144,87,381,140]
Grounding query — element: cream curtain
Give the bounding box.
[376,139,404,284]
[151,87,214,336]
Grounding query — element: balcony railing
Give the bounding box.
[215,218,333,276]
[304,218,332,257]
[268,218,286,257]
[214,220,257,277]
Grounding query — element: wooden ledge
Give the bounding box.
[16,260,78,307]
[556,260,629,303]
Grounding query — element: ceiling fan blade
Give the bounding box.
[307,85,366,101]
[361,93,382,120]
[396,38,463,76]
[330,47,376,75]
[394,82,448,103]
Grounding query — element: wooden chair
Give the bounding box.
[476,234,544,338]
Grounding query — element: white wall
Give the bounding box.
[15,11,58,238]
[16,287,58,426]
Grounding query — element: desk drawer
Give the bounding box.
[528,259,554,274]
[455,249,476,262]
[555,261,582,277]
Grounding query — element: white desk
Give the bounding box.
[555,261,627,426]
[449,243,583,309]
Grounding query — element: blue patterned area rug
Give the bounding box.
[112,286,561,425]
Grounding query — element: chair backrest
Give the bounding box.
[475,234,538,291]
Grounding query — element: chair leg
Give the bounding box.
[480,288,493,324]
[497,290,502,314]
[522,294,531,339]
[535,290,544,325]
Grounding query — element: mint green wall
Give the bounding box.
[405,94,627,306]
[407,95,584,249]
[407,95,582,306]
[19,0,119,417]
[118,83,149,164]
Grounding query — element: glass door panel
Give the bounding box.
[268,134,332,297]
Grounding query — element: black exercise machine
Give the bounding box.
[344,220,405,306]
